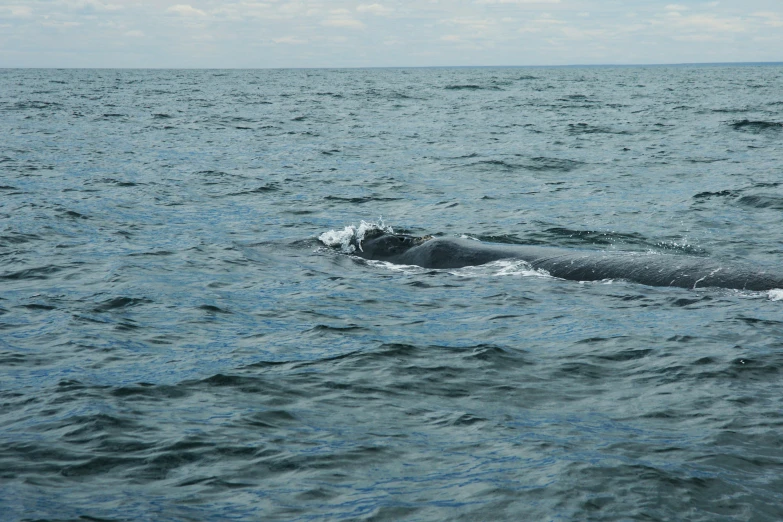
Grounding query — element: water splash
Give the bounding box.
[768,289,783,301]
[318,219,394,253]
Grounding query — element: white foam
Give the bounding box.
[366,259,430,275]
[451,259,551,279]
[318,219,394,253]
[490,259,552,278]
[768,289,783,301]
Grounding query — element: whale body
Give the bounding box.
[351,233,783,291]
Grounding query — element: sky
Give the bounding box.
[0,0,781,68]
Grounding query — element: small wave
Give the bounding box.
[712,108,751,113]
[567,123,628,135]
[525,156,584,172]
[559,94,594,102]
[730,120,783,132]
[444,84,501,91]
[198,304,231,314]
[389,91,416,100]
[0,233,41,246]
[22,303,56,311]
[318,219,394,253]
[686,157,726,164]
[736,194,783,210]
[3,100,63,111]
[224,184,279,197]
[0,265,64,281]
[475,159,520,170]
[127,250,173,257]
[473,156,583,173]
[692,190,739,200]
[306,324,366,333]
[61,210,89,219]
[324,195,402,204]
[93,297,152,312]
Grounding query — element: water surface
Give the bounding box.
[2,66,783,521]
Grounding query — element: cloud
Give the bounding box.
[76,0,123,11]
[0,0,780,68]
[672,34,719,41]
[0,5,33,18]
[670,14,746,32]
[559,26,608,40]
[357,3,394,15]
[476,0,560,3]
[166,4,207,17]
[443,17,495,28]
[273,36,308,44]
[41,20,82,27]
[321,18,365,29]
[752,11,783,27]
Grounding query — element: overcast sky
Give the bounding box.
[0,0,781,68]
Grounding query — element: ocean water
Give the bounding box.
[1,66,783,521]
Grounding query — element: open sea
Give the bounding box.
[2,65,783,521]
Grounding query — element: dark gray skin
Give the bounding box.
[354,233,783,291]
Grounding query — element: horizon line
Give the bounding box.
[2,61,782,71]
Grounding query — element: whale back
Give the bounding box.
[532,252,783,291]
[348,234,783,291]
[355,233,431,262]
[396,238,544,269]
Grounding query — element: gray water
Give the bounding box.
[2,66,783,521]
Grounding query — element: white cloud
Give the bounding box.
[0,0,780,68]
[671,14,745,32]
[211,3,272,20]
[41,20,82,27]
[560,26,608,39]
[752,11,783,27]
[476,0,560,3]
[357,3,394,15]
[167,4,206,17]
[443,17,494,27]
[321,18,365,29]
[273,35,308,44]
[76,0,123,11]
[0,5,33,18]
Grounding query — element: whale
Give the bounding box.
[348,232,783,291]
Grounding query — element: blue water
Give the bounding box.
[2,66,783,521]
